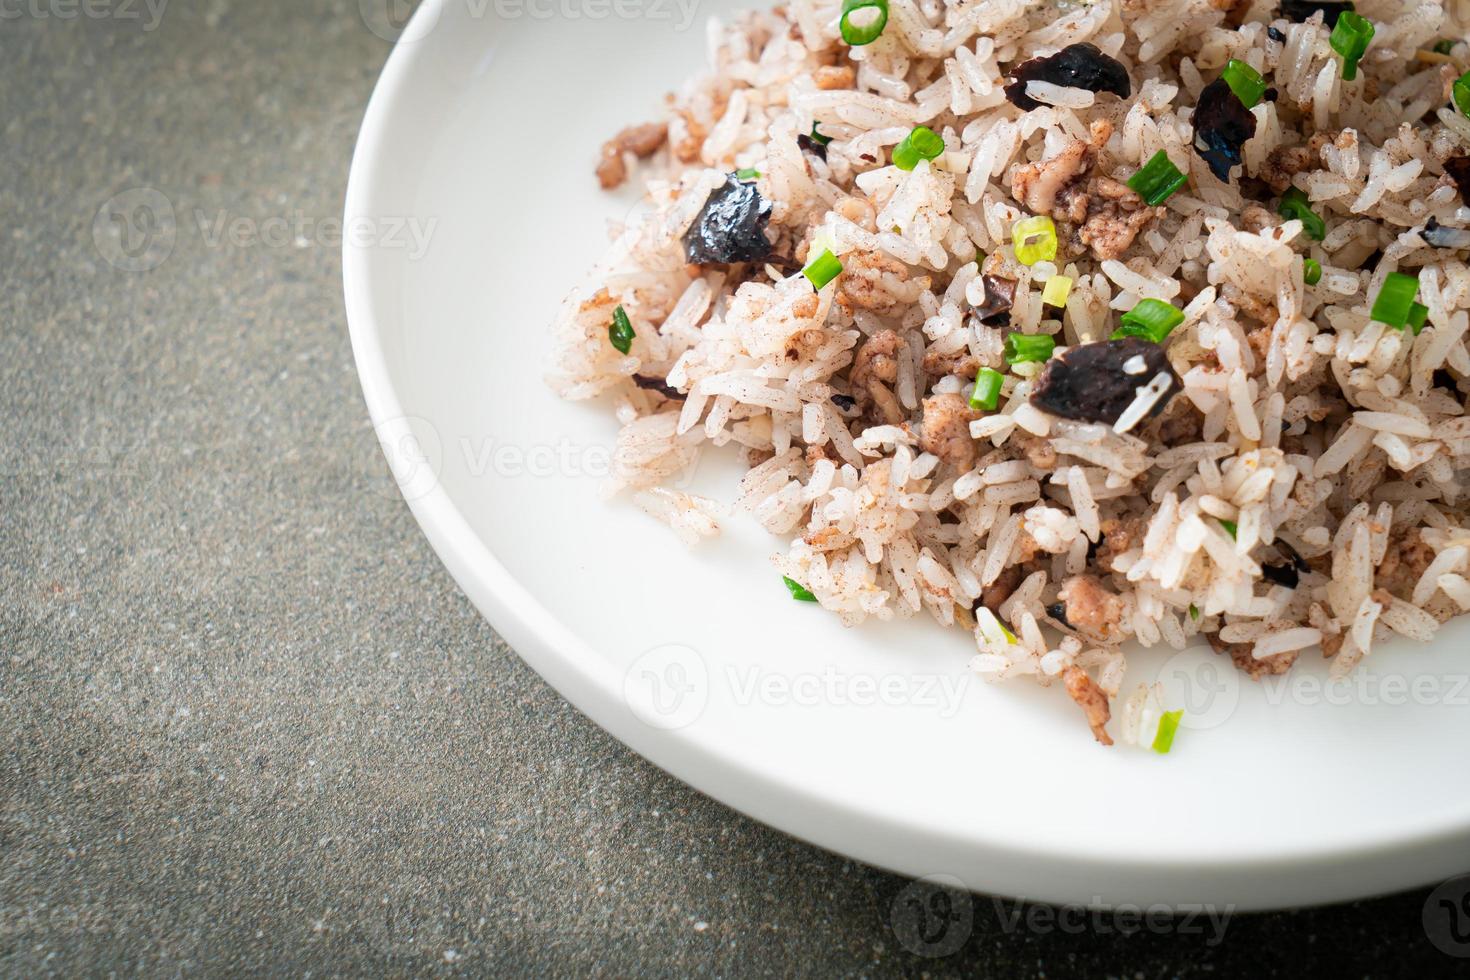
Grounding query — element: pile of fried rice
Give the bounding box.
[548,0,1470,746]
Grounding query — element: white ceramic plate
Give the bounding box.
[345,0,1470,910]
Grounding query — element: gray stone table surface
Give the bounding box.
[0,1,1463,975]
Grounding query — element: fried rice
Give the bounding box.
[547,0,1470,746]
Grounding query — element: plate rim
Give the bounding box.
[342,0,1470,910]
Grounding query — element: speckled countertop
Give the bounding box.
[0,1,1461,975]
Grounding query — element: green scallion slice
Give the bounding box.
[839,0,888,46]
[803,249,843,290]
[892,125,945,171]
[1126,150,1189,206]
[1220,519,1239,539]
[1111,298,1185,344]
[1407,302,1430,335]
[809,122,832,146]
[1370,271,1419,329]
[1003,332,1056,365]
[1328,11,1375,81]
[1278,187,1326,240]
[1435,40,1456,56]
[1011,215,1057,266]
[969,367,1005,411]
[783,576,818,602]
[1221,58,1267,108]
[1303,257,1322,286]
[609,306,635,355]
[1454,71,1470,119]
[734,168,761,180]
[1188,603,1201,621]
[1152,709,1184,755]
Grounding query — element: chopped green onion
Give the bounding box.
[1434,40,1456,56]
[969,367,1005,411]
[809,122,832,146]
[1221,58,1267,108]
[1126,150,1189,206]
[998,620,1018,645]
[1454,71,1470,119]
[609,306,635,355]
[1407,301,1430,335]
[1004,332,1056,365]
[1278,187,1325,240]
[1328,11,1375,81]
[1152,709,1184,755]
[1011,215,1057,266]
[1111,298,1185,344]
[1220,519,1238,539]
[892,125,945,171]
[1041,274,1073,309]
[802,249,844,290]
[1370,271,1420,329]
[1188,603,1201,621]
[734,168,761,180]
[783,576,818,602]
[1303,257,1322,286]
[839,0,888,46]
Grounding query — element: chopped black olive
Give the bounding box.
[1263,87,1279,102]
[1003,43,1131,112]
[1278,1,1354,27]
[1275,538,1312,576]
[796,133,829,162]
[1267,25,1287,42]
[1046,602,1073,629]
[1030,337,1182,426]
[633,374,684,400]
[1421,217,1470,250]
[1262,562,1300,588]
[1192,78,1259,182]
[1443,157,1470,207]
[972,275,1018,325]
[682,174,774,265]
[830,392,858,413]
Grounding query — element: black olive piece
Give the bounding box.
[796,133,829,162]
[1420,217,1470,250]
[1263,87,1279,102]
[1267,25,1287,42]
[830,392,858,413]
[1003,43,1131,112]
[682,174,774,265]
[1193,77,1258,182]
[973,275,1018,325]
[1262,563,1300,588]
[1441,157,1470,207]
[1275,537,1312,576]
[633,374,684,400]
[1030,337,1182,427]
[1278,1,1355,27]
[1046,602,1073,629]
